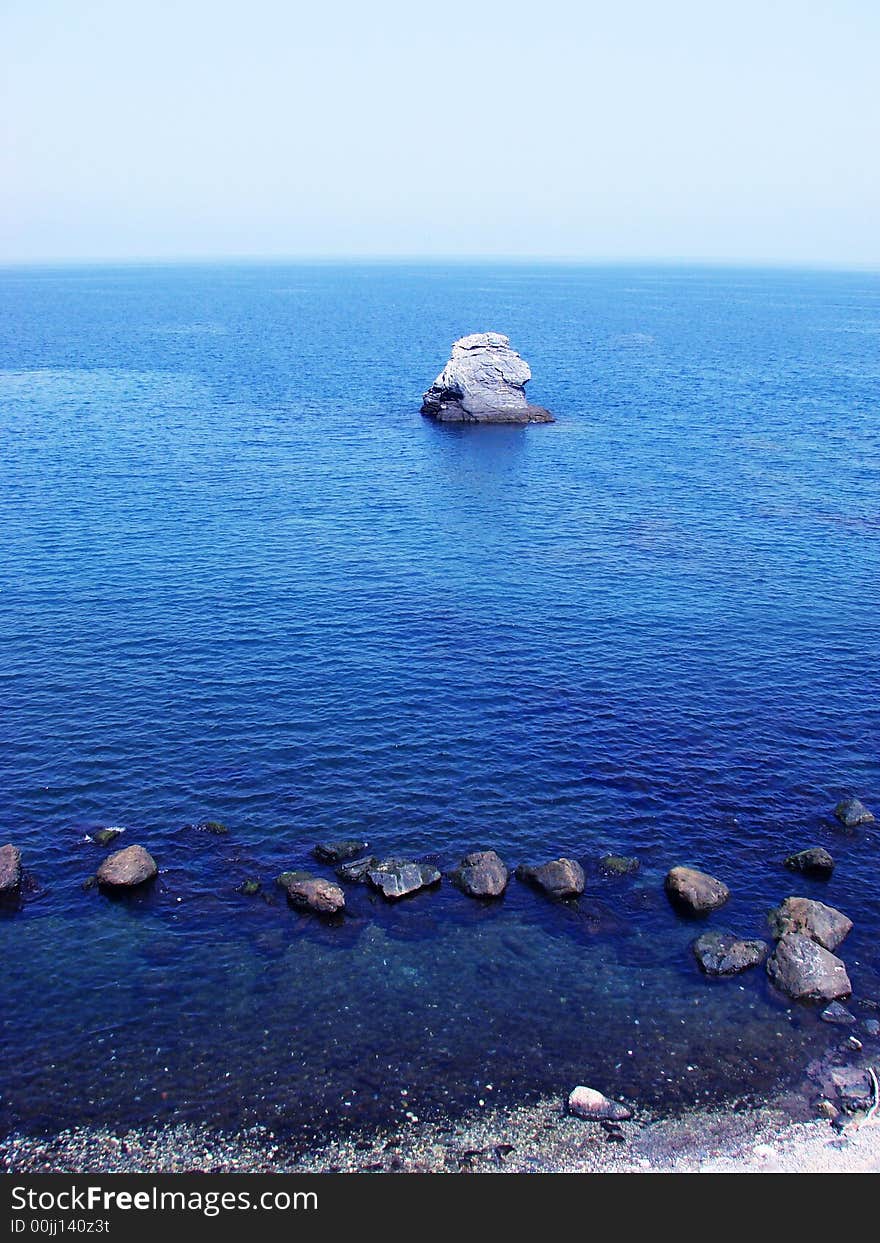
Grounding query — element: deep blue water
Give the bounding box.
[1,263,879,1141]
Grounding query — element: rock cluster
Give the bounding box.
[421,333,553,424]
[761,891,856,1002]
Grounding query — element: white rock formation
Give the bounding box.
[421,332,553,423]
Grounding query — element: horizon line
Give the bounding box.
[2,253,880,276]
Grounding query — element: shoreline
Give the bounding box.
[5,1064,878,1175]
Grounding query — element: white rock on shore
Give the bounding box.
[567,1085,633,1122]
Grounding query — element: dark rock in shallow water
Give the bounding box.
[664,866,729,914]
[568,1086,632,1122]
[195,820,229,836]
[820,1001,856,1026]
[829,1066,873,1111]
[281,873,345,914]
[516,858,585,898]
[236,878,261,896]
[335,855,378,883]
[834,797,874,827]
[784,847,834,879]
[421,333,554,424]
[450,850,509,898]
[367,859,441,899]
[766,933,851,1002]
[0,844,23,895]
[692,931,768,976]
[598,854,640,877]
[768,896,852,951]
[90,827,124,847]
[313,839,369,864]
[275,870,311,891]
[96,845,158,890]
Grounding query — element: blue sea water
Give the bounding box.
[1,262,879,1141]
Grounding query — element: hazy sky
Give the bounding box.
[2,0,879,265]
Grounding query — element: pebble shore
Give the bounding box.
[4,1082,879,1174]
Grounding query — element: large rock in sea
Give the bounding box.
[664,866,729,914]
[834,797,874,827]
[767,896,852,951]
[692,931,768,977]
[0,844,23,895]
[421,333,553,424]
[766,933,851,1002]
[517,858,585,898]
[367,859,441,899]
[449,850,510,898]
[96,844,158,890]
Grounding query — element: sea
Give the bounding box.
[1,261,878,1141]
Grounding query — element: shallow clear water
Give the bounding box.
[1,262,879,1139]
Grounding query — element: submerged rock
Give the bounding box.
[281,873,345,914]
[421,333,553,424]
[367,859,441,900]
[313,839,369,864]
[194,820,229,836]
[768,896,852,951]
[784,847,834,879]
[568,1086,632,1122]
[450,850,510,898]
[275,870,311,891]
[96,845,158,890]
[90,827,124,847]
[820,1001,856,1026]
[236,878,261,896]
[598,854,640,877]
[335,855,379,883]
[692,931,768,977]
[516,858,585,899]
[834,797,874,827]
[0,844,23,895]
[766,933,851,1002]
[664,866,729,914]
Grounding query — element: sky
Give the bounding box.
[1,0,879,265]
